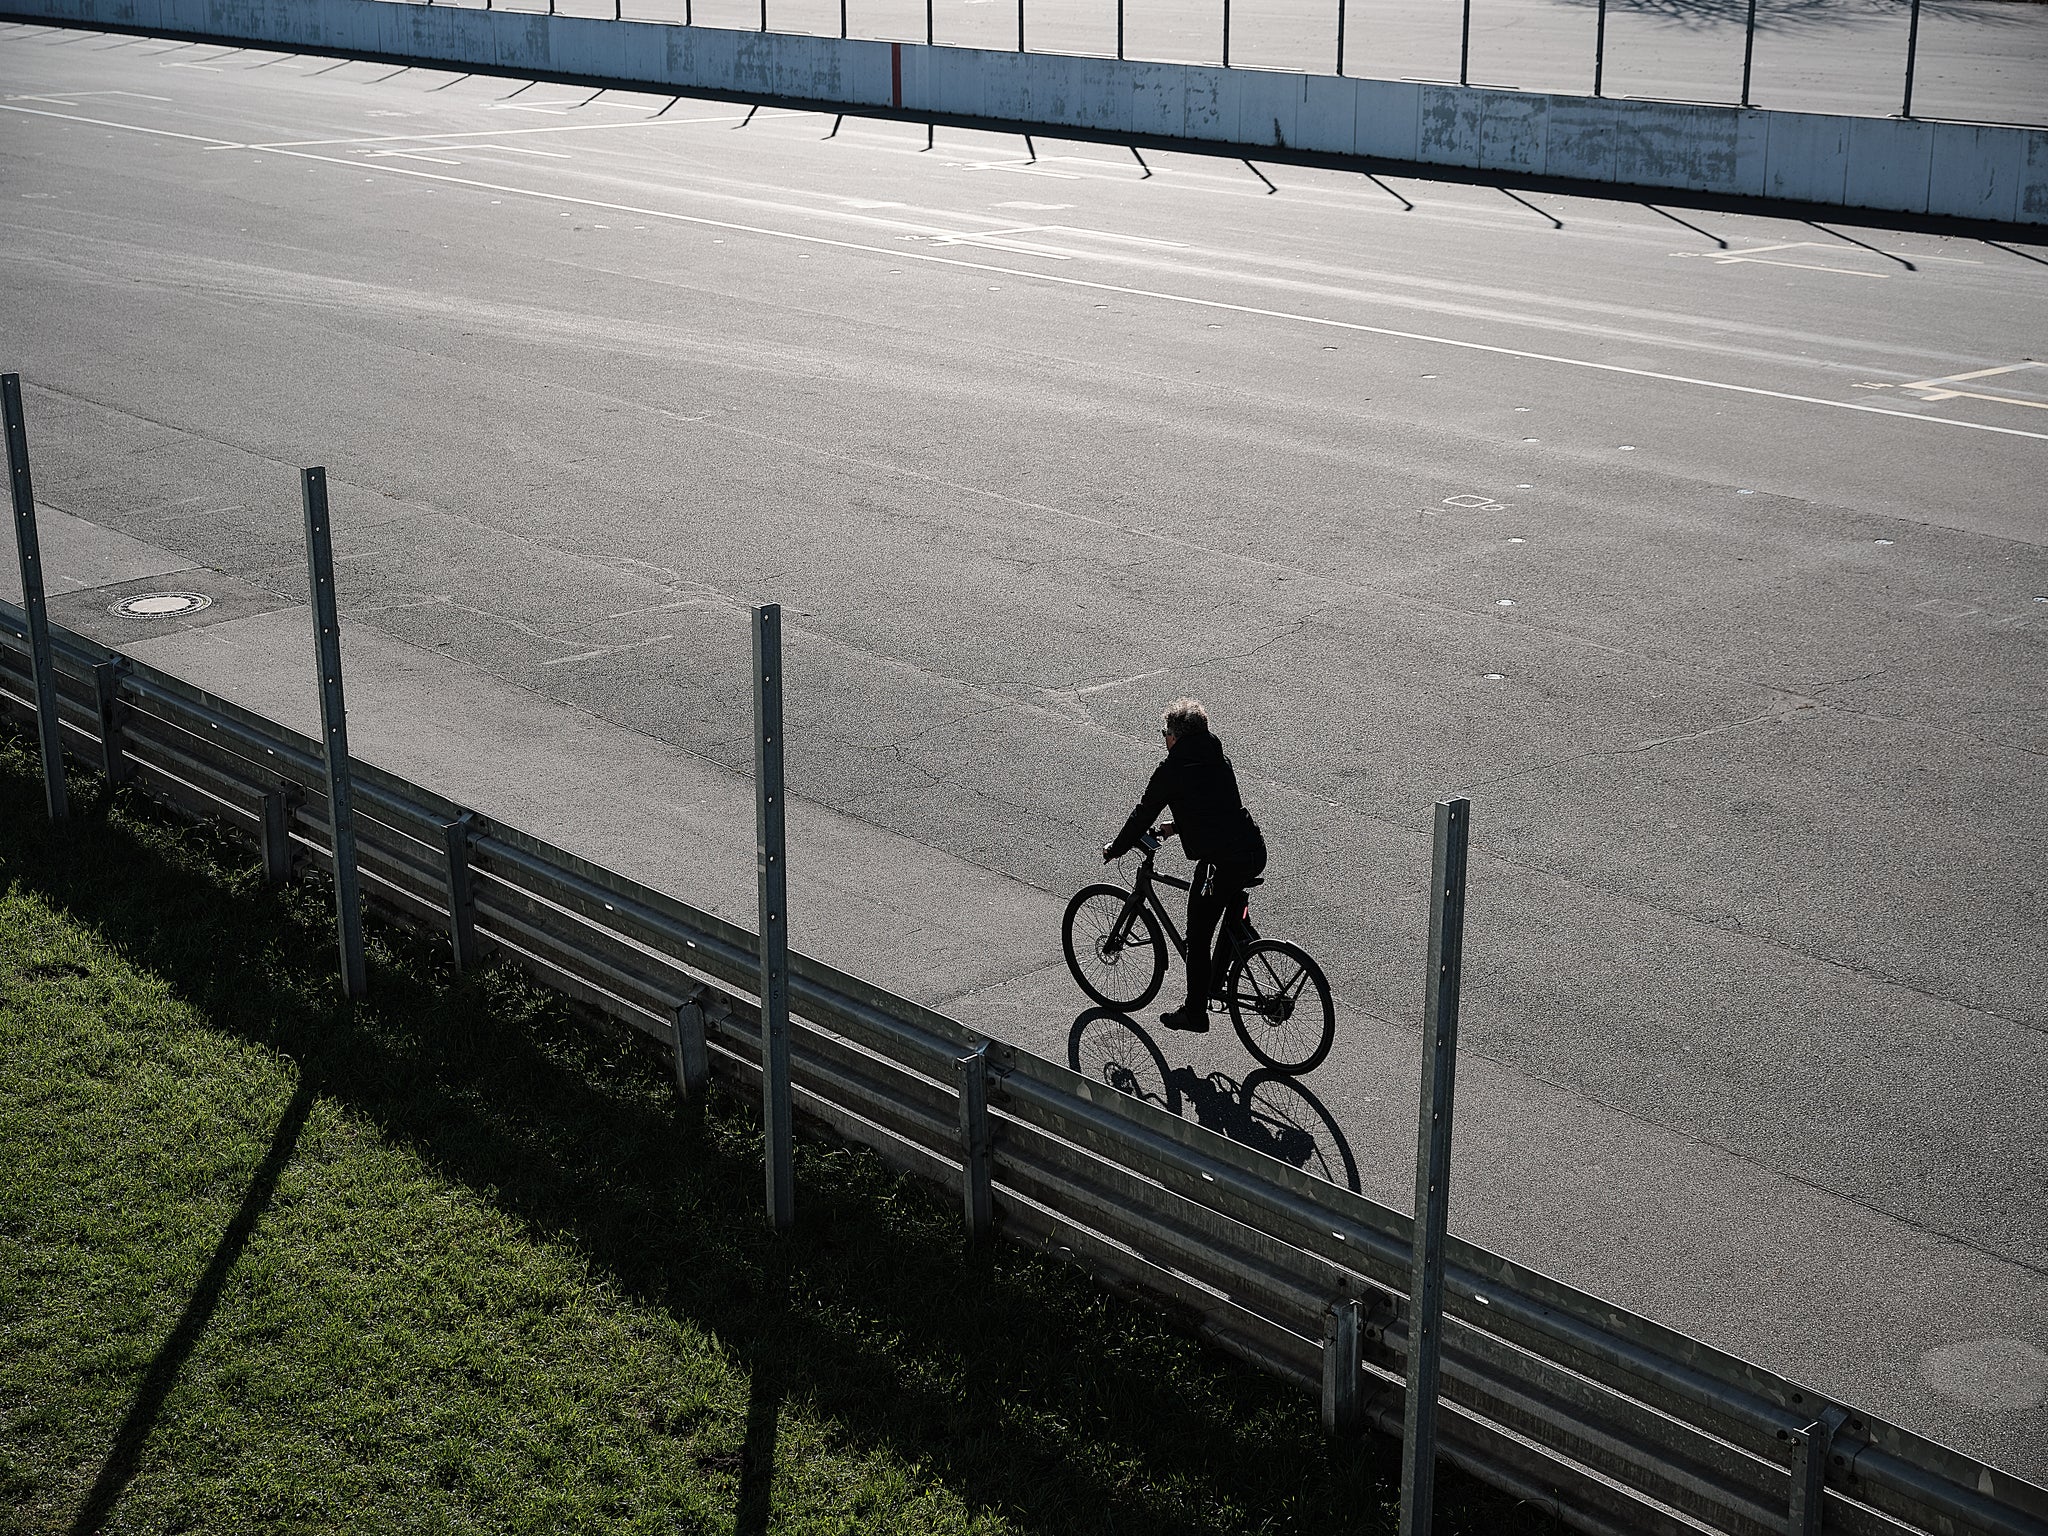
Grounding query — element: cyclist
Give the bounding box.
[1102,698,1267,1032]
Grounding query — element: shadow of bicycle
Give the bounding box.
[1066,1009,1361,1192]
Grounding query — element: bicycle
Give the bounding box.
[1061,830,1335,1075]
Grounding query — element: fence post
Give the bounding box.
[1398,796,1471,1536]
[261,788,294,886]
[1787,1406,1846,1533]
[926,0,933,45]
[1116,0,1124,58]
[301,466,366,1000]
[1222,0,1231,66]
[754,603,794,1231]
[958,1042,993,1238]
[3,374,68,823]
[1458,0,1471,84]
[441,812,478,974]
[1016,0,1024,51]
[760,0,767,34]
[1593,0,1607,95]
[1322,1296,1364,1433]
[674,987,712,1099]
[1900,0,1922,116]
[92,660,130,787]
[1335,0,1346,74]
[1740,0,1758,105]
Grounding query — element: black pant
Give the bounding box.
[1184,849,1267,1009]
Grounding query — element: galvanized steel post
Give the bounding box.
[1901,0,1922,116]
[1593,0,1608,95]
[754,603,795,1231]
[442,813,478,974]
[1322,1296,1364,1433]
[3,374,68,822]
[1398,796,1471,1536]
[301,467,366,999]
[92,660,130,787]
[674,987,712,1100]
[1740,0,1758,105]
[958,1042,993,1238]
[261,789,294,886]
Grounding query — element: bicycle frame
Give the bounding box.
[1109,842,1255,973]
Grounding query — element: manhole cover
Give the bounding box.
[112,592,212,619]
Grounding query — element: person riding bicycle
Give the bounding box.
[1102,698,1267,1032]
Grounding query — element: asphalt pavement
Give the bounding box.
[1,24,2044,1479]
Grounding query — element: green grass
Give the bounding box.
[0,730,1561,1535]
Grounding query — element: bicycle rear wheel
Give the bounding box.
[1062,884,1167,1012]
[1227,940,1334,1074]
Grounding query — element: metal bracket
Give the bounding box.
[958,1041,993,1240]
[1787,1404,1850,1535]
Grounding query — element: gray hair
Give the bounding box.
[1162,698,1210,738]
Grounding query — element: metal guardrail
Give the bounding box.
[3,601,2044,1536]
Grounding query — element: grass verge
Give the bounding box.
[0,730,1560,1535]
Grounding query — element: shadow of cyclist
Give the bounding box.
[1066,1010,1359,1192]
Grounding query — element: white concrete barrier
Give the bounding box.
[6,0,2043,222]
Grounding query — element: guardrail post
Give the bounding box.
[4,373,68,823]
[1739,0,1758,105]
[302,466,366,1000]
[674,987,713,1099]
[1398,795,1471,1536]
[92,660,130,787]
[1787,1406,1846,1534]
[1900,0,1922,116]
[958,1041,993,1239]
[260,787,295,885]
[754,603,794,1231]
[1321,1296,1364,1433]
[442,812,478,974]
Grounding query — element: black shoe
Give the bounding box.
[1159,1005,1209,1033]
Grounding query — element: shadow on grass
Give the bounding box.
[67,1082,318,1536]
[0,746,1554,1536]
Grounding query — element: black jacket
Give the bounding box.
[1107,730,1264,867]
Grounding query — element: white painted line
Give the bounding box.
[0,101,242,146]
[242,111,749,150]
[248,147,2048,446]
[370,149,463,165]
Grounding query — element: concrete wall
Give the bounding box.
[9,0,2045,224]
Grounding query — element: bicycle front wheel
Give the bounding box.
[1227,940,1335,1074]
[1062,884,1167,1012]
